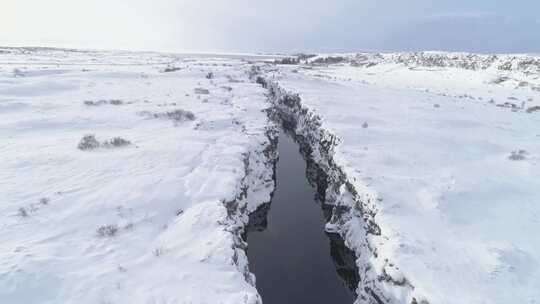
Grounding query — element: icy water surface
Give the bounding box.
[246,132,359,304]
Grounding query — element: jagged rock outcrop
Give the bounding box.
[308,52,540,75]
[222,126,279,303]
[252,70,418,304]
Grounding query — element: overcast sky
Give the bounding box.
[2,0,539,54]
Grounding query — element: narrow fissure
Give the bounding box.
[244,130,359,303]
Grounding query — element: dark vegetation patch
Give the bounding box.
[153,248,164,257]
[83,99,124,106]
[163,66,181,73]
[78,135,132,150]
[78,135,101,150]
[274,57,300,65]
[18,207,28,218]
[311,56,347,65]
[17,197,52,218]
[194,87,210,95]
[97,225,119,237]
[139,109,196,125]
[526,106,540,113]
[102,137,132,148]
[508,150,528,161]
[496,102,522,111]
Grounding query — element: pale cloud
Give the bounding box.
[0,0,539,53]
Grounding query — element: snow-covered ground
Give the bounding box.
[266,53,540,304]
[2,47,540,304]
[0,48,276,304]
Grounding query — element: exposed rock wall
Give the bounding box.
[253,71,419,304]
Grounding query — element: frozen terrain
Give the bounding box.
[260,52,540,304]
[1,48,540,304]
[0,47,276,304]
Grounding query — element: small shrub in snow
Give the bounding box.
[194,87,210,95]
[97,225,119,237]
[163,66,181,73]
[508,150,527,161]
[434,104,441,108]
[165,109,195,122]
[117,266,127,273]
[141,109,196,124]
[153,248,164,257]
[206,72,214,79]
[78,135,100,150]
[39,197,50,205]
[18,207,28,218]
[362,122,369,129]
[103,137,131,148]
[83,99,124,106]
[496,102,520,110]
[78,135,132,150]
[411,298,430,304]
[526,106,540,113]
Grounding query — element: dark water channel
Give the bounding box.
[245,132,359,304]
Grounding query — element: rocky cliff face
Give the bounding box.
[224,125,279,303]
[252,69,418,304]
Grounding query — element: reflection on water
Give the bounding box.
[245,132,359,304]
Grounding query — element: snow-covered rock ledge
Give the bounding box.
[224,125,279,295]
[0,48,277,304]
[255,52,540,304]
[253,71,419,304]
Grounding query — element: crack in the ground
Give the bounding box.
[250,66,422,304]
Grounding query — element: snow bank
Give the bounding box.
[0,48,275,304]
[259,53,540,304]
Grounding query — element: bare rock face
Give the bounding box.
[309,52,540,77]
[252,70,413,304]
